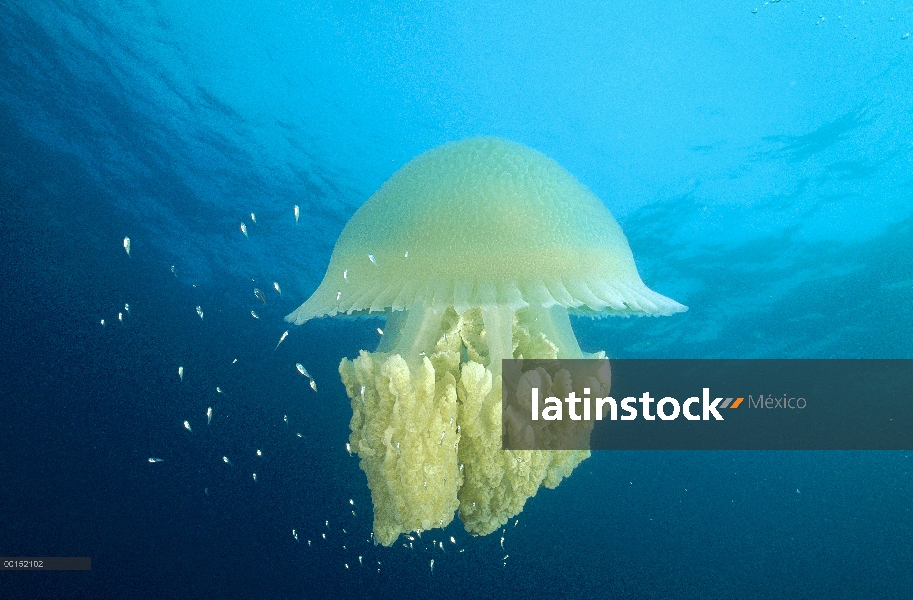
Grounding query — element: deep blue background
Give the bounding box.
[1,1,911,598]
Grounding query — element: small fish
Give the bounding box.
[170,265,176,276]
[368,253,376,265]
[148,457,163,463]
[124,303,130,314]
[123,237,131,256]
[309,380,317,392]
[273,282,281,295]
[195,306,203,319]
[250,212,256,224]
[223,456,232,465]
[295,363,310,378]
[252,473,257,481]
[206,407,212,425]
[240,222,248,238]
[100,319,105,327]
[250,310,259,319]
[178,366,184,382]
[275,330,288,349]
[183,420,192,432]
[254,288,266,303]
[294,205,300,223]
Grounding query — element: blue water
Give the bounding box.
[1,1,912,598]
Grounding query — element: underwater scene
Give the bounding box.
[1,1,911,598]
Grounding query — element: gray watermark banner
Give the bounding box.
[501,359,913,450]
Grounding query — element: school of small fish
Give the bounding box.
[112,218,510,576]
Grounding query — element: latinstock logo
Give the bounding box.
[501,359,912,451]
[529,388,749,422]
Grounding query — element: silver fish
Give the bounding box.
[275,330,288,349]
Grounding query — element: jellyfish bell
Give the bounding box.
[286,136,686,546]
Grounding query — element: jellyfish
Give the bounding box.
[286,137,686,546]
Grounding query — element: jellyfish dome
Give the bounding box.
[287,137,686,546]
